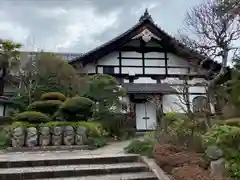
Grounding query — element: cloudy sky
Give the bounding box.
[0,0,203,53]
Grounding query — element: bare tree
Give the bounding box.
[172,78,193,119]
[179,0,240,85]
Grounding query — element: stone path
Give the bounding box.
[0,139,133,161]
[0,138,171,180]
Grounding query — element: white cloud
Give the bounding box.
[0,21,29,43]
[55,8,120,52]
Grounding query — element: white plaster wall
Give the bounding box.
[122,59,142,66]
[167,53,207,75]
[122,67,143,74]
[145,59,165,66]
[162,94,186,113]
[120,95,130,113]
[4,83,15,94]
[189,86,206,94]
[145,52,165,58]
[188,78,207,85]
[168,68,188,75]
[134,77,157,84]
[85,63,96,74]
[145,67,165,74]
[98,52,119,66]
[0,105,4,116]
[145,52,165,67]
[162,78,184,84]
[168,53,189,67]
[121,52,142,58]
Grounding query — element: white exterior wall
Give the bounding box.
[162,77,212,113]
[167,53,206,75]
[0,105,4,116]
[134,77,157,84]
[98,52,119,66]
[84,51,207,76]
[144,52,165,75]
[85,63,96,74]
[162,95,186,113]
[82,50,214,114]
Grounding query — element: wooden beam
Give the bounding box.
[118,46,165,52]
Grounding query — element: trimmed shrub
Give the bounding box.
[88,137,108,149]
[14,111,51,123]
[27,100,62,115]
[124,140,154,157]
[223,118,240,127]
[99,112,124,137]
[0,116,13,125]
[0,132,10,149]
[11,121,34,128]
[202,125,240,151]
[40,92,66,101]
[202,125,240,179]
[57,96,94,121]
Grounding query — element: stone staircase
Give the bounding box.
[0,154,159,180]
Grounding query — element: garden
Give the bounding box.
[124,114,240,180]
[0,51,135,150]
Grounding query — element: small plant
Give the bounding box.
[40,92,67,101]
[202,125,240,179]
[14,111,51,123]
[222,118,240,127]
[0,132,10,149]
[124,140,154,157]
[88,137,108,149]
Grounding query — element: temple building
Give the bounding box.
[70,10,222,130]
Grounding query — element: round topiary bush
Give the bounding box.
[27,100,62,115]
[14,111,51,123]
[57,96,94,121]
[40,92,66,102]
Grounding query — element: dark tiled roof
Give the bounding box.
[123,83,177,94]
[0,96,14,104]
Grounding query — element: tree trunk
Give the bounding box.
[0,68,7,96]
[0,79,4,96]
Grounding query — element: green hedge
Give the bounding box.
[124,140,154,157]
[43,121,107,137]
[202,125,240,179]
[27,100,62,115]
[40,92,66,101]
[14,111,51,123]
[57,96,94,121]
[220,118,240,127]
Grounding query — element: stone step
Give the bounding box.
[33,172,158,180]
[0,154,139,168]
[0,162,148,180]
[6,145,91,152]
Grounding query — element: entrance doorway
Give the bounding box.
[136,102,157,130]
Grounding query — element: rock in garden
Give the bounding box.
[63,126,74,146]
[205,145,223,160]
[52,126,62,146]
[26,127,38,147]
[12,127,25,147]
[39,126,50,146]
[210,158,226,177]
[75,126,87,145]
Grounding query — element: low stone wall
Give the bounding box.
[11,126,88,148]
